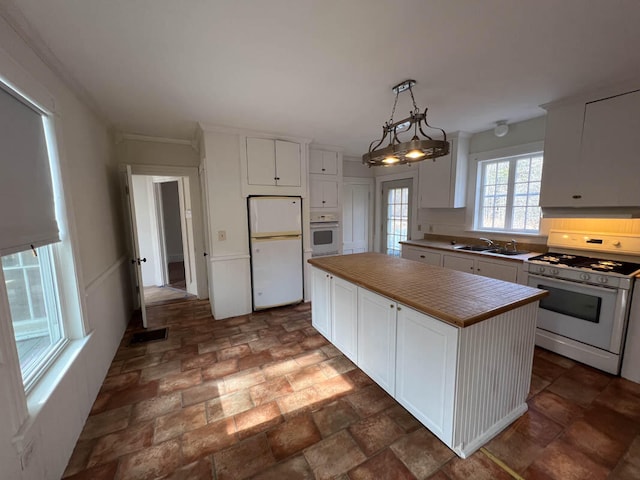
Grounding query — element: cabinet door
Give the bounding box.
[476,259,518,283]
[310,267,332,340]
[539,103,584,207]
[310,179,338,208]
[419,152,453,208]
[579,90,640,207]
[275,140,301,186]
[321,151,338,175]
[321,180,338,208]
[247,138,276,186]
[396,306,458,445]
[331,277,358,362]
[309,150,338,175]
[401,246,442,266]
[442,254,474,273]
[357,288,396,395]
[309,179,323,209]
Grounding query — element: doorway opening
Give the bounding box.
[130,174,197,306]
[381,178,412,256]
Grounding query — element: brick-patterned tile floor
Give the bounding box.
[63,299,640,479]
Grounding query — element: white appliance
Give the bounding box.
[524,230,640,374]
[310,212,340,257]
[249,196,303,310]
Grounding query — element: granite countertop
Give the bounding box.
[400,239,543,262]
[308,253,547,328]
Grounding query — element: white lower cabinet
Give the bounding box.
[331,276,358,362]
[309,266,537,458]
[357,288,397,396]
[401,245,442,266]
[443,252,519,283]
[310,266,332,340]
[396,306,458,445]
[442,253,474,273]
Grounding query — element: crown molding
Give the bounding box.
[115,132,199,152]
[0,0,110,126]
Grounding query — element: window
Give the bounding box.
[475,153,543,233]
[2,246,66,388]
[382,179,411,256]
[0,83,72,393]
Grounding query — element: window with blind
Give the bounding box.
[0,84,67,391]
[475,153,544,234]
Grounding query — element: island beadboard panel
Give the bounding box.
[308,253,546,327]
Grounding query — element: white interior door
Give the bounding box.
[124,165,148,328]
[343,181,371,254]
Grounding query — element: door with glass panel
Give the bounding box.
[381,179,412,256]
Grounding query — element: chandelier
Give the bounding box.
[362,79,449,167]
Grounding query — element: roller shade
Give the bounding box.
[0,86,59,256]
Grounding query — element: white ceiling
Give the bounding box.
[7,0,640,156]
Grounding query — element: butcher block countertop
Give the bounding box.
[308,253,547,328]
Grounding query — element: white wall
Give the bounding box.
[200,129,252,319]
[0,13,131,480]
[161,181,184,263]
[116,138,199,167]
[343,155,374,178]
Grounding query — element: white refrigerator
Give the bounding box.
[249,196,303,309]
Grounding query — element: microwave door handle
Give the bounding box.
[527,273,618,295]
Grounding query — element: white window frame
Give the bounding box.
[0,70,86,409]
[467,141,545,237]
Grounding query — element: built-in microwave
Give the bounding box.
[310,213,340,257]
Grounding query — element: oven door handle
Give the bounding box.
[527,273,618,294]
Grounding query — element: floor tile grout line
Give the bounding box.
[480,447,524,480]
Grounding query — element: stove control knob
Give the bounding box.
[598,276,608,284]
[580,273,591,281]
[537,266,546,274]
[551,268,560,275]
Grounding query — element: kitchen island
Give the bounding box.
[308,252,547,458]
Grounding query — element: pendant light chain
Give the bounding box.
[408,84,419,113]
[388,89,400,127]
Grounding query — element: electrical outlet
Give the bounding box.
[217,230,226,241]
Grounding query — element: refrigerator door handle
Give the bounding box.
[252,235,302,242]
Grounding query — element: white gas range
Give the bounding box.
[523,230,640,374]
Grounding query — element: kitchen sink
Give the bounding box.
[454,245,494,252]
[487,248,529,256]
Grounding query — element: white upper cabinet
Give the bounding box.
[419,133,470,208]
[540,88,640,209]
[246,137,302,187]
[309,149,338,175]
[275,140,302,186]
[579,90,640,207]
[309,147,342,211]
[310,179,338,209]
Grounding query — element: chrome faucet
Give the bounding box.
[479,237,496,248]
[507,239,518,252]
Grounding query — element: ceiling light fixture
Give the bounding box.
[362,79,449,167]
[494,120,509,137]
